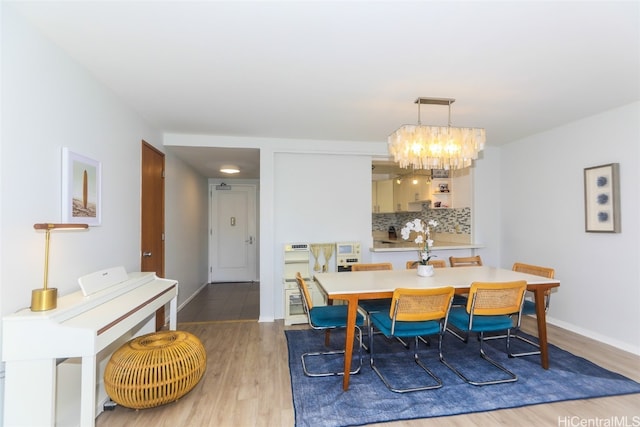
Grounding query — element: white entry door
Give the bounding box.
[209,183,257,282]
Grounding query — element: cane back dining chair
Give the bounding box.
[352,262,394,315]
[350,263,397,350]
[443,280,527,386]
[369,287,455,393]
[295,273,364,377]
[448,255,483,267]
[484,263,556,356]
[405,258,457,346]
[448,256,483,306]
[351,262,393,272]
[509,262,555,357]
[406,259,447,269]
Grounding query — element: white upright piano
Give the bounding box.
[2,267,178,427]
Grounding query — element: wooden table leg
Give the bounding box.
[342,296,359,391]
[533,288,550,369]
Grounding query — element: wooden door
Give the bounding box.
[141,141,165,329]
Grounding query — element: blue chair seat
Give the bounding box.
[521,299,536,315]
[370,311,441,338]
[309,305,364,328]
[452,295,468,306]
[448,307,513,332]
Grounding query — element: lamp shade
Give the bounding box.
[388,97,486,170]
[388,125,486,170]
[33,223,90,231]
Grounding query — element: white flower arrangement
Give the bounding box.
[400,218,439,265]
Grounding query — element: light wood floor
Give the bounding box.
[96,314,640,426]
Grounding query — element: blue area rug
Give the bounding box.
[285,328,640,427]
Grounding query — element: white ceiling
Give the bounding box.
[8,1,639,179]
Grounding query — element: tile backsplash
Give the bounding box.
[373,205,471,235]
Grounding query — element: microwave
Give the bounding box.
[335,241,361,271]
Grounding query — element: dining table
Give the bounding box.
[313,266,560,391]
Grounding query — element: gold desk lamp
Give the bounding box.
[31,223,89,311]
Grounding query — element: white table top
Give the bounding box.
[313,266,558,296]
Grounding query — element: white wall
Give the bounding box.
[0,5,154,312]
[273,152,372,315]
[0,5,208,315]
[471,146,502,266]
[499,103,640,354]
[164,150,210,307]
[0,6,207,421]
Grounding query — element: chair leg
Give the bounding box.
[358,307,409,353]
[418,336,430,346]
[361,314,371,352]
[483,330,541,357]
[360,307,372,352]
[370,334,443,393]
[508,333,541,357]
[445,324,469,343]
[362,312,409,352]
[478,331,518,383]
[480,312,542,357]
[441,331,518,386]
[395,336,410,348]
[301,326,363,377]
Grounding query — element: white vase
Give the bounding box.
[417,264,434,277]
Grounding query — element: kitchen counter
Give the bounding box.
[371,231,482,252]
[371,240,483,252]
[369,233,482,269]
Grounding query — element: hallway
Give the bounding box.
[178,282,259,323]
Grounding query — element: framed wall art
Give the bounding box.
[62,148,102,226]
[584,163,620,233]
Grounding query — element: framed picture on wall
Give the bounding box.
[584,163,620,233]
[62,148,102,226]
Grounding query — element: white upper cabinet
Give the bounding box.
[394,178,429,212]
[372,180,394,213]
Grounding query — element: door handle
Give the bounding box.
[245,236,254,244]
[142,251,152,257]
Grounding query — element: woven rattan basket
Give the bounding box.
[104,330,206,409]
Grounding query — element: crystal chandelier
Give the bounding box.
[388,97,486,170]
